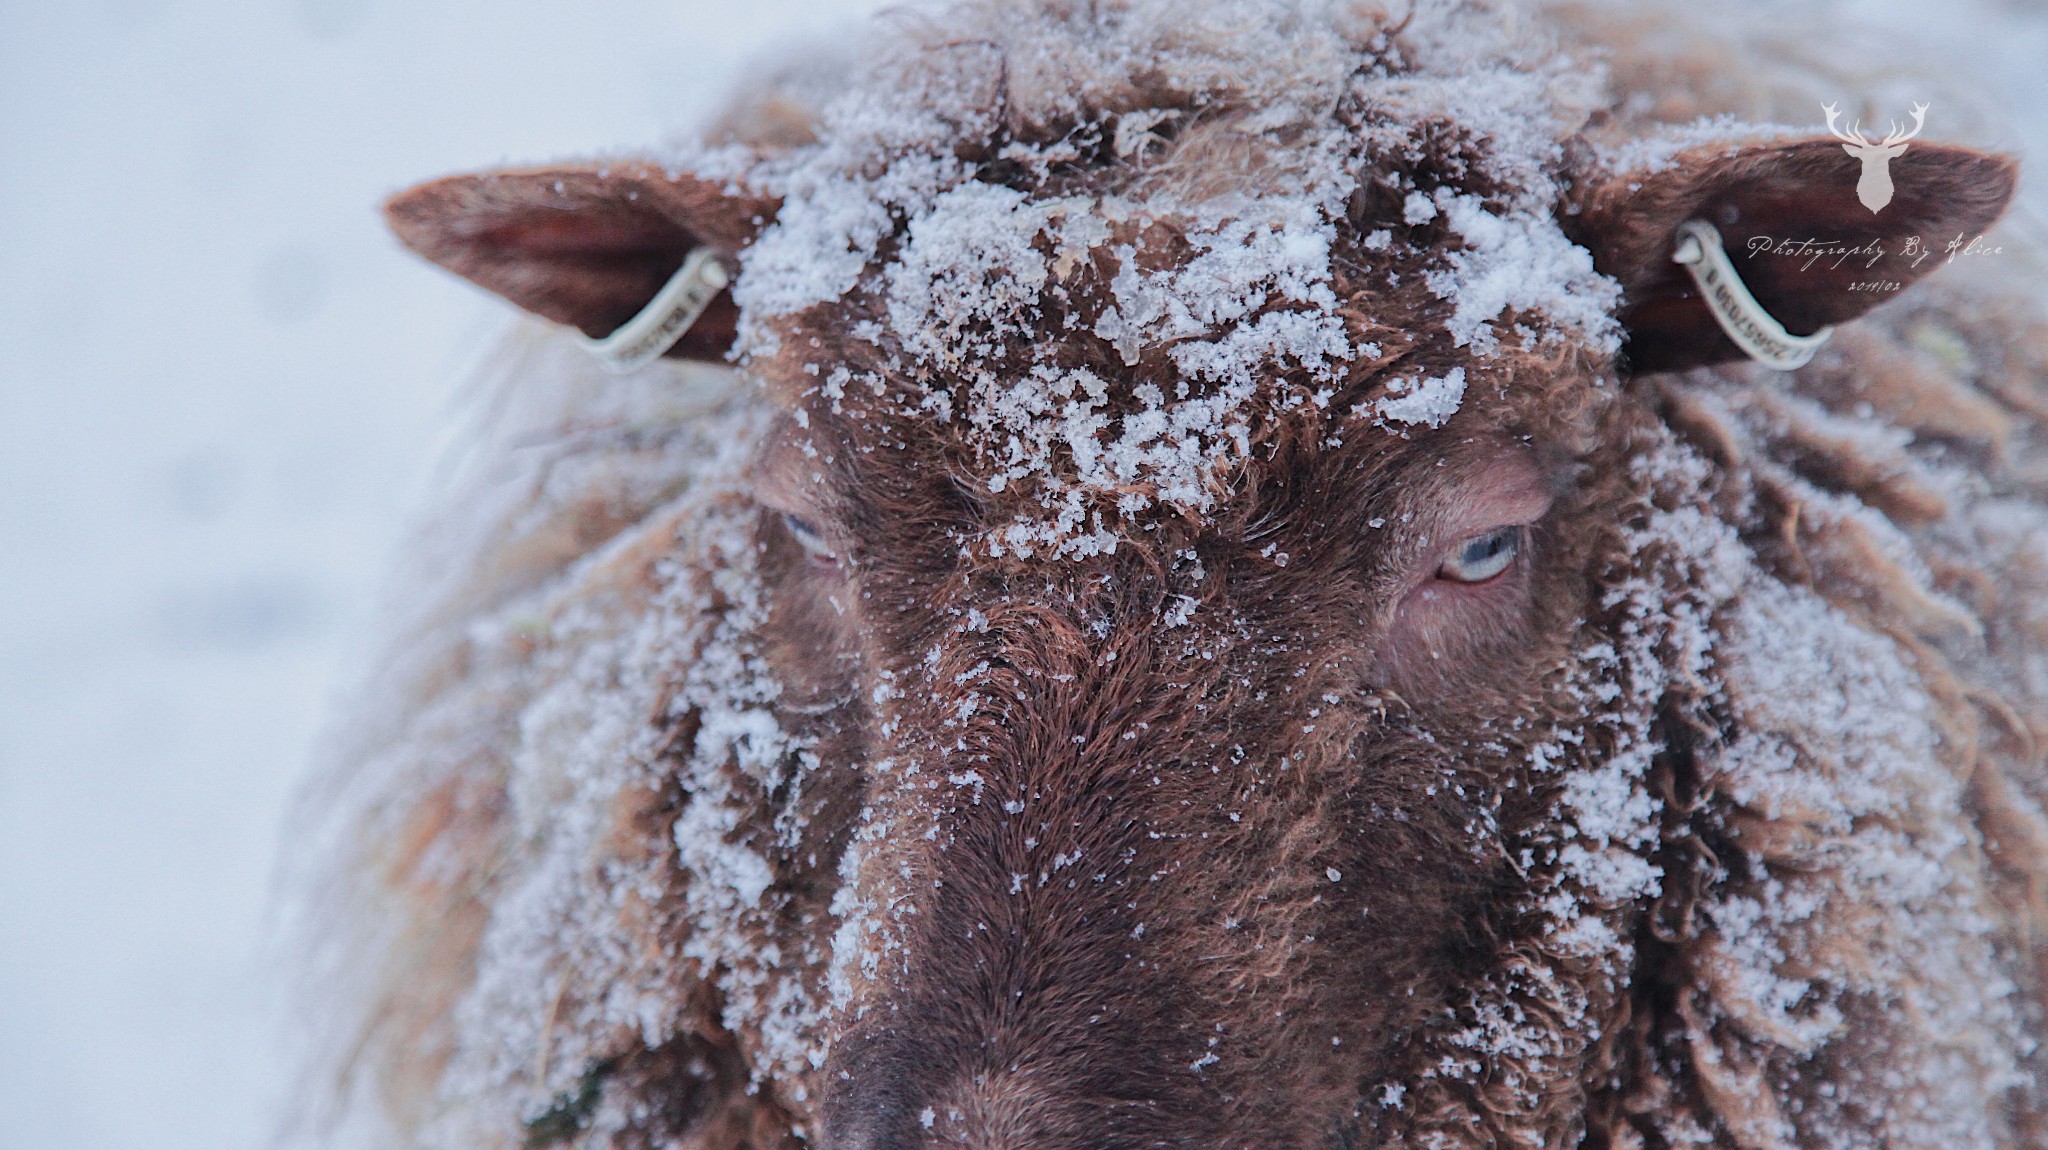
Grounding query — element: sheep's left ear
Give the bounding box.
[385,161,779,363]
[1564,137,2017,374]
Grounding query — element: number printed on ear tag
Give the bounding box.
[1671,220,1833,371]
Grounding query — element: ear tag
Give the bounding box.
[1671,220,1832,371]
[578,247,729,373]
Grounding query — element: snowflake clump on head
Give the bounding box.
[718,0,1621,557]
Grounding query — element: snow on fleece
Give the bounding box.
[339,3,2035,1146]
[709,0,1620,558]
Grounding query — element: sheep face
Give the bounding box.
[738,301,1611,1149]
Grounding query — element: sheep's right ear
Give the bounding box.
[384,162,778,362]
[1565,137,2017,374]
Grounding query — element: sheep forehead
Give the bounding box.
[722,0,1621,558]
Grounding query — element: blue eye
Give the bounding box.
[1437,526,1520,583]
[783,513,839,562]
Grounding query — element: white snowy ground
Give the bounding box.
[0,2,2042,1150]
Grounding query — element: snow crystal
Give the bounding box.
[1423,191,1621,356]
[1373,368,1468,429]
[885,183,1053,370]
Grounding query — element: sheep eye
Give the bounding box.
[783,513,839,562]
[1437,526,1520,583]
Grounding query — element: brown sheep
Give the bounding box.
[296,1,2048,1147]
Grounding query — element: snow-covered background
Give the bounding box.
[0,2,2042,1150]
[0,3,877,1148]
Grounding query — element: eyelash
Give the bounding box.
[783,513,840,563]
